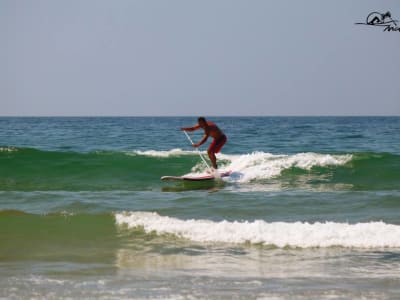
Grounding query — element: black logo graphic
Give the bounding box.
[355,11,400,32]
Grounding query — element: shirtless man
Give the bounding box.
[181,117,227,169]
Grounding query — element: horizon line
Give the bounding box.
[0,115,399,118]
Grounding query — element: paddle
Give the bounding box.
[183,130,213,172]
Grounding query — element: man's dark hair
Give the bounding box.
[198,117,206,123]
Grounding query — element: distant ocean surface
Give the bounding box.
[1,116,400,299]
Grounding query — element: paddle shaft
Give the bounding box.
[183,130,212,171]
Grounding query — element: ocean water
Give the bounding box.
[1,116,400,299]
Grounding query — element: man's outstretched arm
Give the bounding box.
[181,124,200,132]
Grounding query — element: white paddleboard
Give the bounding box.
[161,170,232,181]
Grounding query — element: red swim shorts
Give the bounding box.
[208,134,227,154]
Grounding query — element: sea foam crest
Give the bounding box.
[0,147,17,153]
[115,211,400,248]
[128,148,194,158]
[220,152,352,182]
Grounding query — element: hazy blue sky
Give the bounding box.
[2,0,399,116]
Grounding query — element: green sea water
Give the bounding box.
[1,117,400,299]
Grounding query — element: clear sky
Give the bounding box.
[1,0,399,116]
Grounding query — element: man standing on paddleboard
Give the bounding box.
[181,117,227,170]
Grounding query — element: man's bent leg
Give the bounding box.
[208,150,217,169]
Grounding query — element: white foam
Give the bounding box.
[127,148,197,158]
[115,211,400,249]
[0,147,17,153]
[218,152,352,183]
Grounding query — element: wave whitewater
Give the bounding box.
[219,152,352,182]
[1,147,399,191]
[116,211,400,249]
